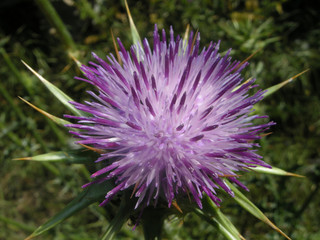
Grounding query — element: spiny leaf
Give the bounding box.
[21,60,83,116]
[25,181,112,240]
[124,0,141,47]
[101,193,136,240]
[226,180,291,240]
[264,69,309,98]
[249,165,304,178]
[194,208,241,240]
[18,97,71,126]
[202,195,244,240]
[13,150,95,164]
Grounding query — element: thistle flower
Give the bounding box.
[66,25,274,210]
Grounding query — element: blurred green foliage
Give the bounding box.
[0,0,319,239]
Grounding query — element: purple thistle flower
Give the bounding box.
[66,25,274,210]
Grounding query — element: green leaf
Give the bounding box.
[124,0,141,47]
[13,150,96,164]
[25,181,113,240]
[21,60,83,116]
[101,192,136,240]
[226,180,291,240]
[202,195,243,240]
[193,208,241,240]
[263,69,309,98]
[249,165,304,178]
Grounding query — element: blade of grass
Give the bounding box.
[0,215,35,233]
[0,81,24,120]
[0,48,34,95]
[0,121,24,148]
[34,0,75,50]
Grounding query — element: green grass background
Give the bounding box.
[0,0,319,239]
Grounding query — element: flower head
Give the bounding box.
[66,25,273,209]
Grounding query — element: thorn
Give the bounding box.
[24,235,34,240]
[61,63,72,73]
[285,172,305,178]
[172,200,183,213]
[186,189,192,203]
[189,29,199,54]
[260,132,273,138]
[245,166,305,178]
[124,0,141,45]
[276,69,310,87]
[12,157,32,161]
[130,181,140,199]
[69,54,82,69]
[79,144,104,154]
[239,234,246,240]
[21,60,45,83]
[234,49,261,72]
[18,97,57,122]
[218,174,241,178]
[111,28,122,66]
[286,69,310,82]
[264,216,292,240]
[264,69,310,98]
